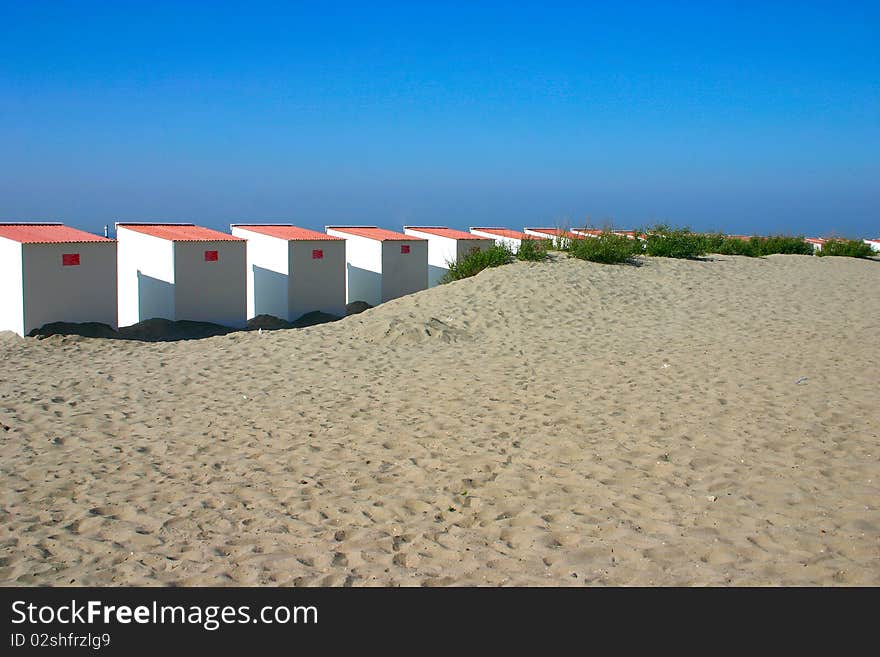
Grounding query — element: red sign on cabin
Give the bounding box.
[312,249,324,259]
[400,244,410,254]
[204,250,219,262]
[62,254,80,266]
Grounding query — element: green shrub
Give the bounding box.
[643,225,707,259]
[818,239,875,258]
[567,232,640,264]
[701,234,815,256]
[746,236,770,256]
[440,244,514,282]
[700,232,726,253]
[731,237,762,256]
[700,233,762,256]
[516,237,550,261]
[758,235,814,256]
[723,237,762,256]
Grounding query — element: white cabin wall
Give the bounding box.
[289,240,347,319]
[456,238,494,264]
[327,231,383,306]
[0,238,24,336]
[173,241,247,328]
[117,228,175,326]
[469,229,522,253]
[380,240,428,302]
[21,242,118,335]
[231,228,290,320]
[404,230,457,288]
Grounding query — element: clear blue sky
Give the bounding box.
[1,1,877,238]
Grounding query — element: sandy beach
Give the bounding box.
[1,253,878,586]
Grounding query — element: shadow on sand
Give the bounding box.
[26,307,363,342]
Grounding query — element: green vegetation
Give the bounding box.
[758,235,814,256]
[440,244,515,283]
[655,231,815,257]
[566,231,641,264]
[700,234,812,257]
[516,237,550,261]
[700,233,762,257]
[642,225,707,259]
[440,225,872,285]
[818,239,875,258]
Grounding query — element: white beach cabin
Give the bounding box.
[468,227,536,254]
[863,238,880,252]
[572,228,642,241]
[804,237,826,252]
[403,226,494,287]
[325,226,427,306]
[0,223,117,337]
[230,224,347,321]
[524,227,579,248]
[571,228,604,238]
[116,223,246,328]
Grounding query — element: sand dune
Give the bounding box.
[1,254,878,585]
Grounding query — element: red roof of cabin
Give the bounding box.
[405,226,491,240]
[118,224,242,242]
[327,226,422,241]
[0,223,112,244]
[234,225,342,241]
[470,227,534,240]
